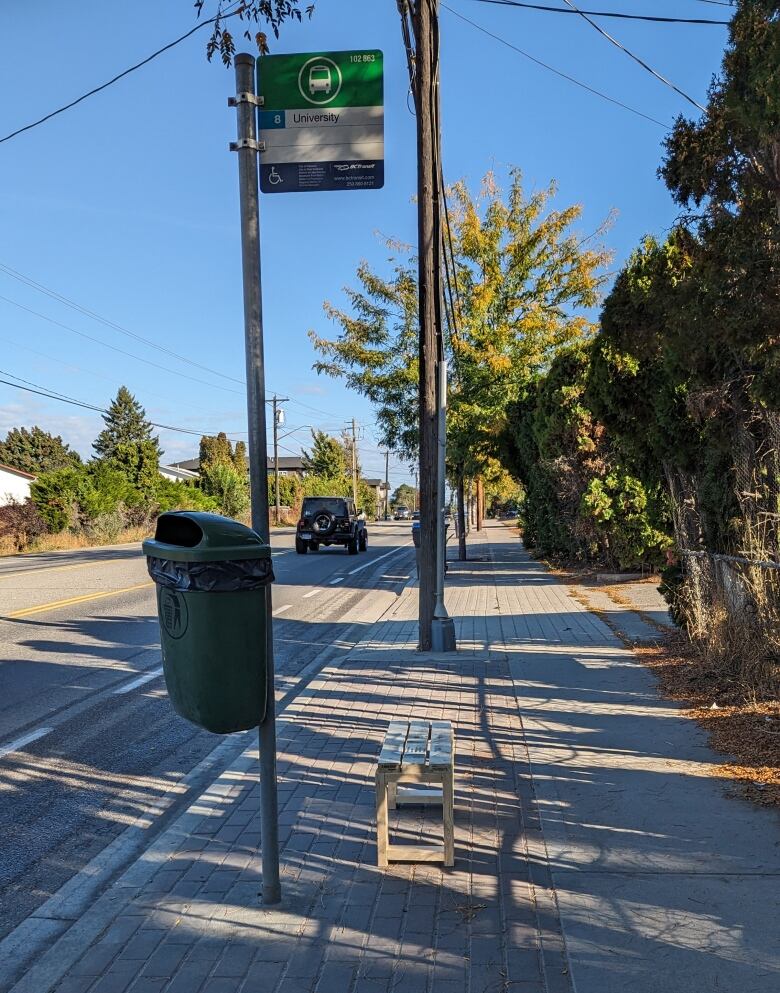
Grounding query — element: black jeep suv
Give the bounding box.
[295,496,368,555]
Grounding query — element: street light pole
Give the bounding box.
[230,53,281,905]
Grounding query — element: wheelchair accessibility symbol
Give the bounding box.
[268,166,283,186]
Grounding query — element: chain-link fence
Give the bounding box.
[668,405,780,698]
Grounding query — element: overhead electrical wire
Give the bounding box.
[0,293,246,396]
[442,5,668,127]
[558,0,707,111]
[0,265,348,421]
[472,0,729,25]
[0,333,237,417]
[0,262,244,386]
[0,6,244,145]
[0,370,247,439]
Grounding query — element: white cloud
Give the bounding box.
[0,400,101,459]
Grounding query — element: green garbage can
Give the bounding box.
[143,512,274,734]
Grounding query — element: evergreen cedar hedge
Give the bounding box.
[500,343,671,571]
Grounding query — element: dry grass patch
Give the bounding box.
[639,638,780,807]
[0,527,150,557]
[562,569,779,806]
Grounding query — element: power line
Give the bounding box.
[442,5,668,128]
[472,0,729,24]
[558,0,707,111]
[0,7,243,145]
[0,332,237,417]
[0,262,244,386]
[0,269,348,421]
[0,293,245,396]
[0,370,247,439]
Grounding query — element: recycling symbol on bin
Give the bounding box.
[161,589,189,640]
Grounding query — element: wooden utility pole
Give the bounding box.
[350,417,359,507]
[413,0,439,651]
[271,395,288,525]
[384,450,390,519]
[456,466,467,561]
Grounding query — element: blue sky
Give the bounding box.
[0,1,729,486]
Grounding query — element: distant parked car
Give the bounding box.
[412,510,420,521]
[394,505,411,521]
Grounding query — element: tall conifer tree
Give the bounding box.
[93,387,161,460]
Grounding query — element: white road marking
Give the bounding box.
[303,589,319,599]
[0,727,53,758]
[347,543,411,577]
[274,604,292,615]
[329,577,344,585]
[113,667,164,695]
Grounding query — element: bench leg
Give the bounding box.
[387,782,397,810]
[442,768,455,867]
[376,771,389,868]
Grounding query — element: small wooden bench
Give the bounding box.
[375,719,455,868]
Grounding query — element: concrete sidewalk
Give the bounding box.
[10,524,779,993]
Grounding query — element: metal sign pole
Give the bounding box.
[230,52,281,905]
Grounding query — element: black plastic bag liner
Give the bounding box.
[146,556,275,593]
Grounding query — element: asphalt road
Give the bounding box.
[0,521,414,941]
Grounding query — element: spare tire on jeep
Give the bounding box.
[311,510,336,536]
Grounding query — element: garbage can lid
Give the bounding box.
[142,511,271,562]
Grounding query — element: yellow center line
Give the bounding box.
[0,556,138,580]
[4,582,155,619]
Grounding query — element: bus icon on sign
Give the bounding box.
[308,65,332,96]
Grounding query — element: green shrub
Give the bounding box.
[155,479,217,514]
[201,462,250,519]
[30,467,84,532]
[501,344,671,569]
[86,508,127,543]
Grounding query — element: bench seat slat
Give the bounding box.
[378,719,454,770]
[377,721,409,767]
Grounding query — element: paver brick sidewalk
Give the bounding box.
[27,527,573,993]
[18,523,780,993]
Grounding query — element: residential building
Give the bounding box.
[159,464,200,483]
[0,464,36,507]
[362,478,390,515]
[168,456,306,478]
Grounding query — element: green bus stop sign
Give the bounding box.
[257,50,384,194]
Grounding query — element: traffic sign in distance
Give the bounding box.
[257,50,384,194]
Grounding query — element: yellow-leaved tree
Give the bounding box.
[310,169,611,554]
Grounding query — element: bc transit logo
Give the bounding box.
[161,589,189,640]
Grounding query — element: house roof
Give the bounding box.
[170,456,306,472]
[362,478,387,488]
[0,463,36,480]
[268,456,305,471]
[160,464,199,480]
